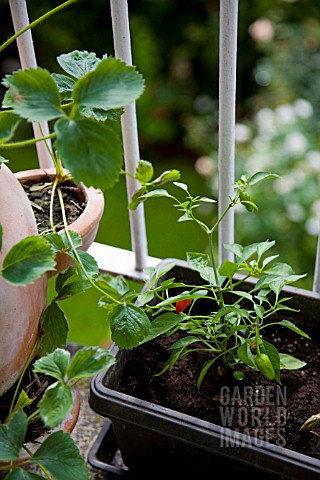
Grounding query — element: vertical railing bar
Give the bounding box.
[8,0,54,169]
[109,0,148,272]
[218,0,239,264]
[312,236,320,292]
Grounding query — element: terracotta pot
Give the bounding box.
[14,168,105,274]
[0,164,48,396]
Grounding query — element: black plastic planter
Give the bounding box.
[89,259,320,479]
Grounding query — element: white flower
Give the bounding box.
[286,203,305,222]
[245,153,270,176]
[235,123,251,143]
[311,200,320,216]
[283,132,308,156]
[252,136,271,152]
[194,156,215,178]
[273,176,295,194]
[248,19,274,42]
[306,151,320,171]
[305,217,320,236]
[293,99,313,119]
[255,108,276,137]
[275,104,296,125]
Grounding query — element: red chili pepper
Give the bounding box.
[175,299,192,313]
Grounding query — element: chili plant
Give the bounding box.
[99,160,310,387]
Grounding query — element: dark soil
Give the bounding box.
[21,178,86,234]
[117,323,320,461]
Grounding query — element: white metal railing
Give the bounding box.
[109,0,148,273]
[9,1,320,291]
[9,0,54,168]
[218,0,238,265]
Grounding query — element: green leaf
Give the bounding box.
[187,252,209,271]
[109,304,151,349]
[1,236,55,285]
[5,468,45,479]
[58,230,83,250]
[277,319,311,339]
[40,302,69,353]
[137,291,154,306]
[155,261,176,280]
[248,171,279,186]
[54,118,123,190]
[68,250,99,277]
[219,259,239,278]
[33,349,71,382]
[6,390,32,425]
[173,181,188,191]
[100,274,130,296]
[55,279,92,301]
[44,232,67,253]
[168,336,200,351]
[135,160,154,184]
[156,290,208,307]
[2,90,13,108]
[139,313,183,343]
[240,199,258,212]
[73,57,145,110]
[177,212,192,222]
[0,111,20,143]
[52,73,75,100]
[39,382,73,428]
[67,346,115,381]
[198,196,216,204]
[32,430,89,480]
[231,290,253,302]
[129,186,148,209]
[142,189,173,200]
[0,410,27,461]
[55,266,78,291]
[4,68,63,122]
[257,240,275,259]
[57,50,102,79]
[261,339,281,384]
[153,169,181,185]
[78,105,110,121]
[279,353,307,370]
[264,262,306,283]
[213,305,243,322]
[254,303,265,319]
[237,342,256,368]
[197,358,216,388]
[224,243,244,260]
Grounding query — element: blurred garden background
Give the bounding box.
[1,0,320,345]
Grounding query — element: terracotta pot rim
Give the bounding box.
[14,168,105,236]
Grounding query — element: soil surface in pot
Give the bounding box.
[22,178,86,234]
[117,323,320,460]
